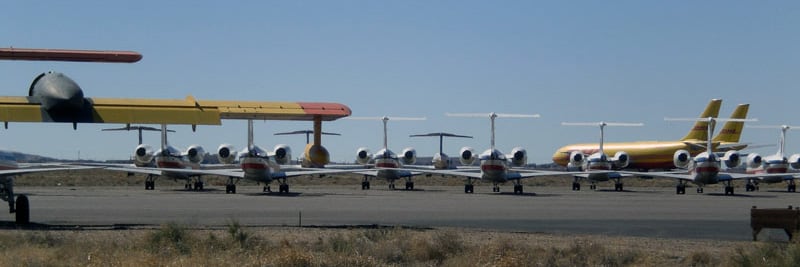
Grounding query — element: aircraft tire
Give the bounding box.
[15,195,29,225]
[572,182,580,191]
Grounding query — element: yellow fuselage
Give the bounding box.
[552,141,708,170]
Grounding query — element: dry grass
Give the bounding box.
[0,223,795,267]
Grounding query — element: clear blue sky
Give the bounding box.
[1,1,799,163]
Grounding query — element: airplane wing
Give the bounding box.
[0,165,96,176]
[354,168,422,178]
[0,94,351,125]
[620,171,694,181]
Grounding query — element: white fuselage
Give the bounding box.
[583,153,614,182]
[239,154,277,183]
[747,154,790,183]
[154,146,200,180]
[687,152,721,186]
[373,148,406,181]
[479,149,509,183]
[432,153,451,169]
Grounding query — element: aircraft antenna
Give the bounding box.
[561,122,643,157]
[446,112,539,150]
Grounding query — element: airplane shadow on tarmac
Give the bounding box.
[703,193,778,198]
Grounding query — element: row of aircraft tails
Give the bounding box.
[4,48,800,225]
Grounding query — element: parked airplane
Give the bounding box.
[561,121,643,191]
[636,117,761,195]
[349,116,426,190]
[552,99,750,171]
[433,112,566,194]
[742,125,800,192]
[0,150,94,224]
[105,124,214,190]
[409,132,473,170]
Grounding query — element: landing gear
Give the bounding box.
[572,182,581,191]
[571,177,581,191]
[696,187,704,194]
[263,185,271,192]
[389,183,396,190]
[405,181,414,190]
[513,184,523,194]
[745,183,757,192]
[14,195,29,225]
[278,184,289,194]
[144,175,156,190]
[676,181,686,195]
[512,180,524,195]
[589,184,597,190]
[465,179,475,194]
[789,180,797,192]
[225,177,238,194]
[277,178,289,194]
[614,182,624,192]
[193,181,204,191]
[492,183,500,192]
[361,175,371,190]
[724,181,734,196]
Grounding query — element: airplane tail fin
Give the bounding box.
[712,104,749,143]
[680,99,722,141]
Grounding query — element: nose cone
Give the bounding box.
[30,72,85,111]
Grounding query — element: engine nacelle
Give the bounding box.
[400,147,417,165]
[459,147,476,166]
[722,150,741,168]
[216,144,237,164]
[356,147,371,164]
[569,151,584,165]
[745,153,763,169]
[509,147,527,167]
[673,150,691,169]
[611,151,630,169]
[133,144,154,167]
[789,154,800,170]
[185,145,207,164]
[272,144,292,165]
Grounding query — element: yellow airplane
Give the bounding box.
[552,99,749,171]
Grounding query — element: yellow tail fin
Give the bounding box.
[680,99,722,141]
[712,104,749,143]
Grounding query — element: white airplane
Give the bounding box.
[0,150,95,224]
[409,132,473,170]
[105,124,214,191]
[214,120,358,194]
[561,121,643,191]
[742,125,800,192]
[432,112,567,194]
[349,116,426,190]
[635,117,772,195]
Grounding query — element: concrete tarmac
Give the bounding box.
[7,184,800,241]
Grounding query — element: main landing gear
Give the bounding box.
[225,177,239,194]
[361,175,371,190]
[144,174,157,190]
[676,181,687,195]
[276,178,290,194]
[789,180,797,192]
[1,178,29,224]
[745,179,759,192]
[14,195,29,225]
[571,177,581,191]
[464,178,475,194]
[723,180,735,196]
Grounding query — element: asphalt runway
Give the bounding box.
[6,184,800,241]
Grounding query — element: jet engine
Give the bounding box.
[673,150,691,169]
[790,154,800,169]
[185,145,207,164]
[569,151,585,165]
[509,147,527,167]
[745,153,763,169]
[459,147,476,166]
[356,147,371,164]
[722,150,741,168]
[303,144,330,168]
[400,147,417,165]
[133,144,154,167]
[272,145,292,165]
[611,151,630,169]
[216,144,237,164]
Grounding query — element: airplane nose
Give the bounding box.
[29,72,85,111]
